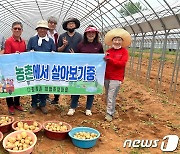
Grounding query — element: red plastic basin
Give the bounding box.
[12,120,42,135]
[0,115,14,133]
[43,121,72,140]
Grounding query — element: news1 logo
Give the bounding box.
[161,135,179,152]
[123,135,179,152]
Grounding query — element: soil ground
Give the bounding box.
[0,53,179,154]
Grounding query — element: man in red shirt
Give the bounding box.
[4,21,26,115]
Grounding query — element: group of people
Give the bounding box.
[0,17,131,122]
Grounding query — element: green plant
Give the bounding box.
[129,149,141,154]
[141,120,154,126]
[161,100,169,104]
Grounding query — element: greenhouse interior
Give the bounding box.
[0,0,180,153]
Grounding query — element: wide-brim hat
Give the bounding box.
[35,20,49,30]
[62,18,80,30]
[104,28,131,48]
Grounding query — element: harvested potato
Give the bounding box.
[74,131,98,140]
[33,121,38,127]
[8,137,16,143]
[16,134,22,141]
[15,121,40,131]
[5,131,33,151]
[17,121,23,128]
[0,116,12,126]
[13,147,18,151]
[6,142,15,149]
[45,122,68,132]
[21,132,27,139]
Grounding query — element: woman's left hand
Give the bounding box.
[69,48,74,53]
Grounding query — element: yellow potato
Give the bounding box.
[24,123,29,130]
[33,121,38,127]
[20,139,25,144]
[46,122,68,132]
[19,142,23,147]
[47,122,52,126]
[0,116,11,126]
[5,131,35,151]
[6,142,15,149]
[17,122,23,128]
[14,141,20,147]
[52,127,57,131]
[13,147,18,151]
[5,116,9,121]
[23,143,28,149]
[49,128,53,131]
[74,131,97,140]
[29,125,35,130]
[85,134,90,139]
[16,121,39,132]
[8,137,16,143]
[25,139,30,144]
[27,136,32,141]
[21,132,27,139]
[35,127,39,131]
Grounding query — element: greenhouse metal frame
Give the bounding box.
[0,0,179,102]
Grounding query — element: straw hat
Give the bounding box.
[104,28,131,47]
[62,18,80,30]
[35,20,49,30]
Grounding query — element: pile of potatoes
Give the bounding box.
[0,116,12,126]
[74,132,98,140]
[5,131,33,151]
[15,121,39,131]
[45,122,68,132]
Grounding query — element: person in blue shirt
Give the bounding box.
[27,20,56,114]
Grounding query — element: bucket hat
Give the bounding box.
[62,18,80,30]
[104,28,131,47]
[35,20,49,30]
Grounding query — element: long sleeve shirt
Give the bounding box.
[77,42,104,53]
[105,47,129,81]
[27,35,56,52]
